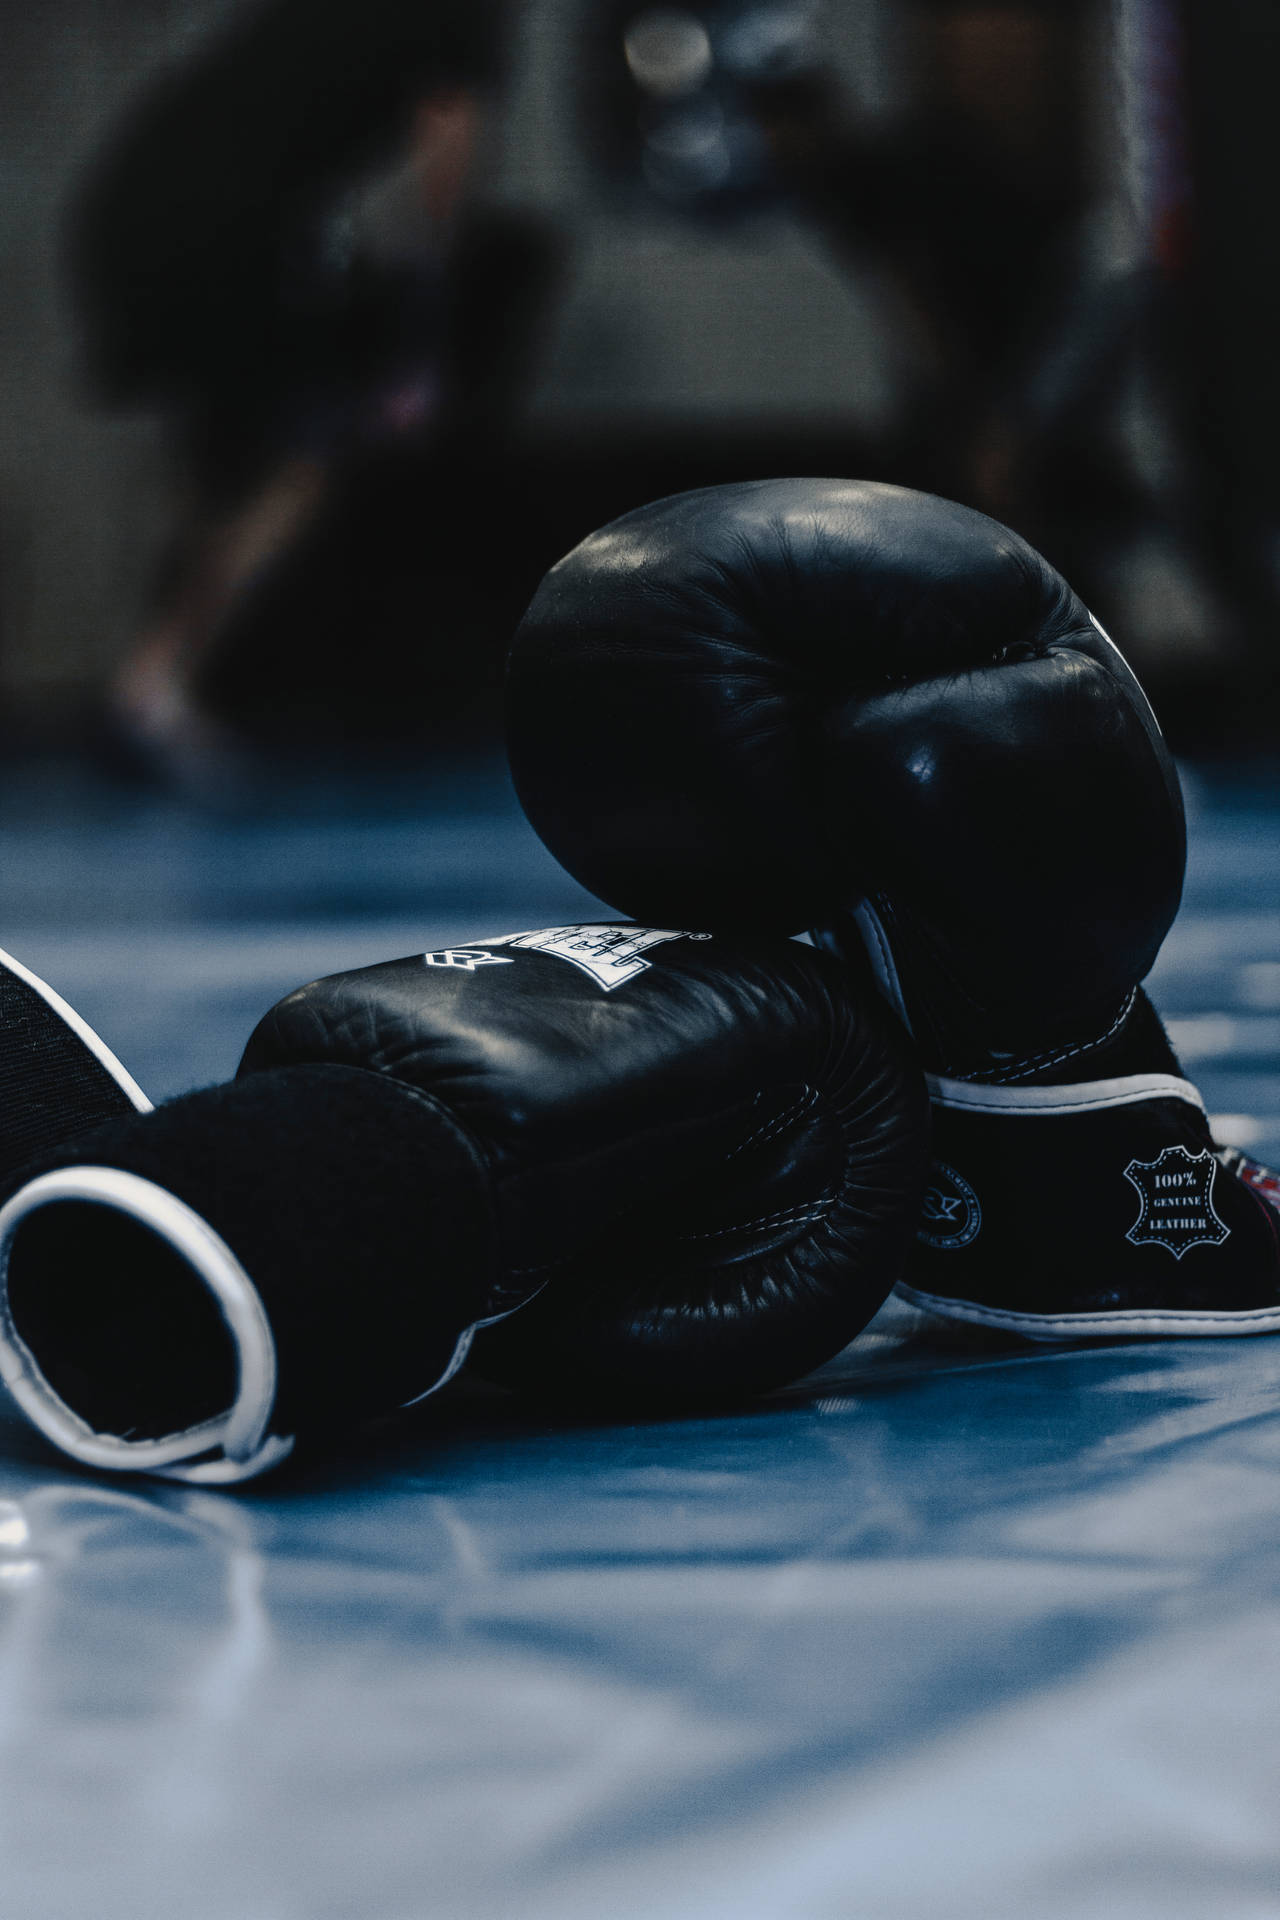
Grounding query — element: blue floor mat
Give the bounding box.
[0,753,1277,1919]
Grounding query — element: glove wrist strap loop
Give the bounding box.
[0,1166,293,1482]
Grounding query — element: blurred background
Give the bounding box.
[2,0,1278,778]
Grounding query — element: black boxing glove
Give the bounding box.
[505,479,1280,1337]
[0,925,927,1480]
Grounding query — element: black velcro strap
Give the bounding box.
[0,966,138,1182]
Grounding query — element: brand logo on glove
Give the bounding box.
[484,926,708,991]
[1123,1146,1229,1258]
[423,949,515,972]
[918,1161,982,1250]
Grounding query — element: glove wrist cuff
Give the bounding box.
[0,1065,498,1480]
[0,1164,293,1483]
[903,1082,1280,1337]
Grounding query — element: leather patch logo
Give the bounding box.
[423,949,515,972]
[485,925,709,991]
[918,1161,982,1250]
[1124,1146,1229,1258]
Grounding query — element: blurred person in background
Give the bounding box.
[1179,0,1280,697]
[592,0,1111,513]
[67,0,562,774]
[603,0,1252,734]
[66,0,1274,768]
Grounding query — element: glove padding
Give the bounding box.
[505,477,1184,1071]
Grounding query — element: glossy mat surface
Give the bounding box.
[1,755,1277,1919]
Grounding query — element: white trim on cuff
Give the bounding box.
[0,1165,293,1481]
[927,1071,1206,1117]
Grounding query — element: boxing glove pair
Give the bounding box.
[0,929,928,1482]
[7,475,1276,1487]
[506,478,1280,1336]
